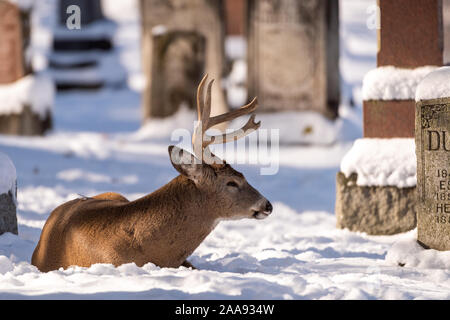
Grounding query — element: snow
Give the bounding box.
[0,74,54,119]
[415,66,450,101]
[363,66,438,101]
[47,52,127,87]
[0,0,449,300]
[0,152,16,199]
[340,138,416,188]
[386,230,450,269]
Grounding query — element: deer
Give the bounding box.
[31,75,273,272]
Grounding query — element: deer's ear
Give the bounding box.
[168,146,205,183]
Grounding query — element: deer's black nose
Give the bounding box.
[265,201,273,214]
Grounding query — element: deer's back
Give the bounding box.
[32,195,132,272]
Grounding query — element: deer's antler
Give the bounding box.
[192,74,260,164]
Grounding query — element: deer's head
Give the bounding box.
[168,75,272,221]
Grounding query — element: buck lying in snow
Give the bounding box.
[31,75,272,272]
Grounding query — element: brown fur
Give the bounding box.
[32,148,271,272]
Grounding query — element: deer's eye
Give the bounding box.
[227,181,239,188]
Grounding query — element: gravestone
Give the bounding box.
[336,0,443,235]
[0,1,52,136]
[246,0,340,118]
[149,31,206,118]
[140,0,228,121]
[0,152,18,236]
[0,0,24,84]
[416,68,450,250]
[50,0,123,90]
[364,0,443,138]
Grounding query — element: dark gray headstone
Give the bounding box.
[0,152,17,236]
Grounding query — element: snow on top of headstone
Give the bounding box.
[0,73,54,119]
[0,152,16,198]
[362,66,438,101]
[415,66,450,101]
[340,138,416,188]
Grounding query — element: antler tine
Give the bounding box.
[205,114,261,147]
[206,97,258,130]
[201,79,214,131]
[196,74,208,122]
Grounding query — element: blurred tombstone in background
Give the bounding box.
[0,151,18,236]
[140,0,228,121]
[246,0,340,119]
[0,0,53,136]
[335,0,443,235]
[49,0,126,90]
[150,31,206,118]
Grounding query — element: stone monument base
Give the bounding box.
[0,106,52,136]
[335,172,417,235]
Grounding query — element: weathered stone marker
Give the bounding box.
[247,0,339,118]
[140,0,228,120]
[149,31,206,118]
[0,152,18,236]
[416,67,450,250]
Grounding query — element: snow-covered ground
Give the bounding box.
[1,0,450,299]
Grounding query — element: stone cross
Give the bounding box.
[140,0,228,120]
[0,0,24,84]
[246,0,340,119]
[363,0,443,138]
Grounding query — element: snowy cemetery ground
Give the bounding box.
[1,0,450,299]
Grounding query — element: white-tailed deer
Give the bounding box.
[32,75,272,272]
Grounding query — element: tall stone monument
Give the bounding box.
[336,0,443,235]
[140,0,228,121]
[0,0,53,136]
[416,67,450,250]
[246,0,339,119]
